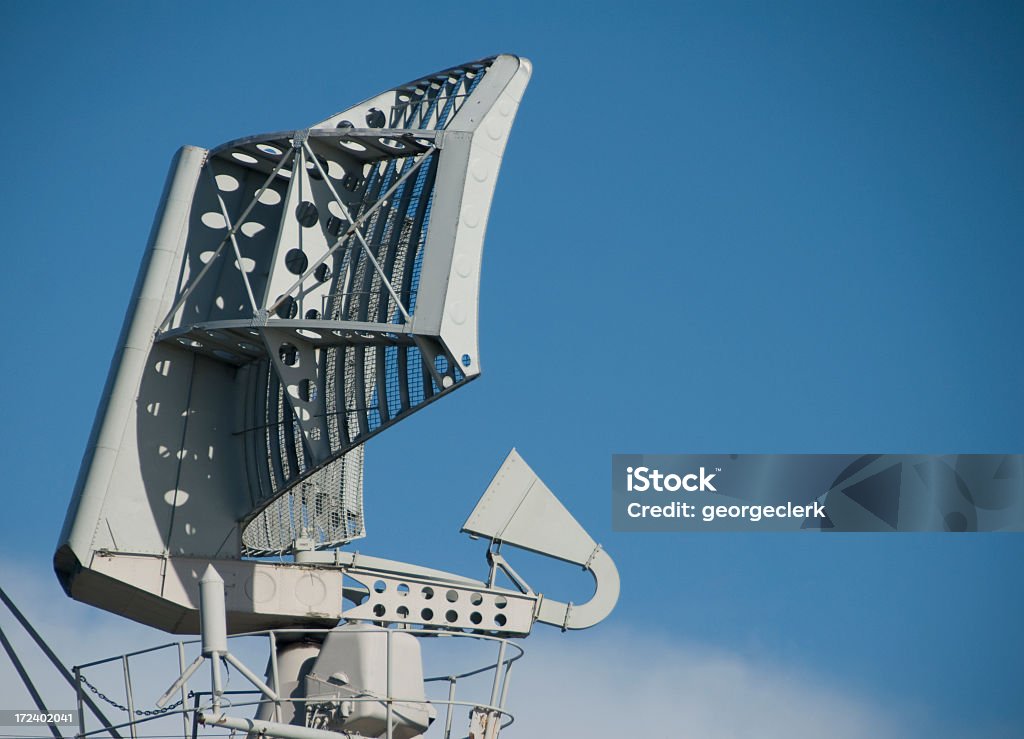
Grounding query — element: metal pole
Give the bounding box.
[211,655,223,716]
[488,641,507,708]
[485,640,508,739]
[496,659,514,739]
[75,666,85,739]
[122,656,138,739]
[0,623,61,739]
[385,630,393,739]
[177,642,189,739]
[269,632,282,723]
[0,587,122,738]
[224,653,279,702]
[498,660,513,711]
[443,678,456,739]
[199,565,227,716]
[156,655,205,708]
[201,713,359,739]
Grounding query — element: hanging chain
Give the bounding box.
[77,673,194,716]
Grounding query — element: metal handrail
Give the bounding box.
[75,626,523,739]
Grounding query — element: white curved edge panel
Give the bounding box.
[411,55,532,376]
[311,55,499,132]
[54,147,260,629]
[57,145,209,568]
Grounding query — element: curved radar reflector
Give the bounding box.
[54,55,532,634]
[462,449,620,630]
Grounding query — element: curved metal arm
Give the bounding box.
[536,547,621,631]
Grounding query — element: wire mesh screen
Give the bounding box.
[234,58,498,540]
[242,446,365,555]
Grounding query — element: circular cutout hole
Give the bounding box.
[241,221,266,237]
[305,308,320,320]
[256,143,282,156]
[422,586,434,600]
[278,343,298,366]
[445,610,458,623]
[397,583,410,595]
[326,216,348,238]
[461,354,472,367]
[336,119,354,129]
[373,580,386,593]
[232,152,258,164]
[445,590,458,603]
[285,249,308,275]
[372,604,386,618]
[397,606,409,618]
[315,263,332,282]
[494,614,507,627]
[257,188,281,206]
[276,297,298,320]
[340,140,367,152]
[421,608,433,621]
[470,611,482,625]
[469,593,483,606]
[435,355,449,374]
[201,212,227,229]
[305,155,326,180]
[295,201,319,228]
[215,174,239,192]
[365,108,386,128]
[494,596,507,609]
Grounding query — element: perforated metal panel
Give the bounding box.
[56,54,533,630]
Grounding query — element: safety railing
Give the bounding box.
[73,626,523,739]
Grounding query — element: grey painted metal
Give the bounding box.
[342,568,537,635]
[122,656,138,739]
[463,449,621,631]
[56,56,534,632]
[199,713,356,739]
[81,626,523,739]
[199,566,227,656]
[54,53,622,739]
[0,624,61,739]
[0,586,123,738]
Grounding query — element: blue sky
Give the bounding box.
[1,1,1022,736]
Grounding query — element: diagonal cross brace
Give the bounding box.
[158,147,296,332]
[267,141,437,322]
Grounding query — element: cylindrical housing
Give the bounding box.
[199,565,227,655]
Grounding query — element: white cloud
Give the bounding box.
[505,630,908,739]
